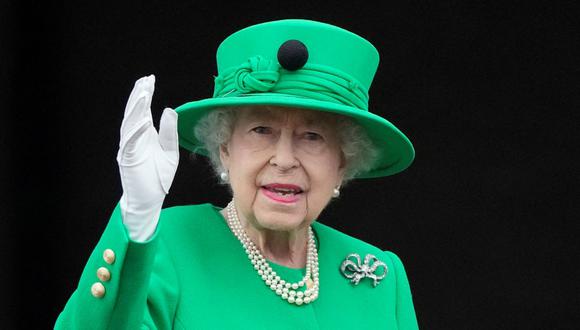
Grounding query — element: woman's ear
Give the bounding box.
[219,143,230,170]
[336,171,346,188]
[337,152,347,180]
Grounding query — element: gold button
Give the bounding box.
[91,282,105,298]
[97,267,111,282]
[103,249,116,264]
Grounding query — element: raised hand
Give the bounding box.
[116,75,179,241]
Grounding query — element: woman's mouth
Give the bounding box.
[261,184,303,203]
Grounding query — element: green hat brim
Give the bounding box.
[175,94,415,178]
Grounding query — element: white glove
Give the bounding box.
[116,75,179,242]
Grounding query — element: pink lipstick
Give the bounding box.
[261,183,303,204]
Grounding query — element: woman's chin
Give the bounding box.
[253,209,309,232]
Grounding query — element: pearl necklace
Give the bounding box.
[225,199,320,305]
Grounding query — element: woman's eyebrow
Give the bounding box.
[243,109,280,122]
[243,108,334,129]
[302,115,336,130]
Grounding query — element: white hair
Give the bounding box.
[192,107,379,186]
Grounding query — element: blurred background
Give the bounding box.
[1,1,578,329]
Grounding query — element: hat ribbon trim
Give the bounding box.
[213,56,369,111]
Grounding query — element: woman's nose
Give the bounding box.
[269,130,300,170]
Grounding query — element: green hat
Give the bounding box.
[175,19,415,178]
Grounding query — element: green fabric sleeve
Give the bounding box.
[54,202,179,329]
[384,250,420,330]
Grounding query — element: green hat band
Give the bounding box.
[213,55,370,111]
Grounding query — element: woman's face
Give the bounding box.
[220,106,346,232]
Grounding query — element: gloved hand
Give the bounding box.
[116,75,179,242]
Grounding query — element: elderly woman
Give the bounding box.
[56,19,419,329]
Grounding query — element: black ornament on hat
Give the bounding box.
[277,40,309,71]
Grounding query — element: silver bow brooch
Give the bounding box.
[340,253,388,287]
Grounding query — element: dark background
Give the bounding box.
[1,1,578,329]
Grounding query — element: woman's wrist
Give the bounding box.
[119,193,164,242]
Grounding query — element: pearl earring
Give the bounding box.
[332,186,340,198]
[220,171,229,182]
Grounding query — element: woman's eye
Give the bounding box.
[251,126,272,134]
[304,132,323,141]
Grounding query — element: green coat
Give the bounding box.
[55,202,419,329]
